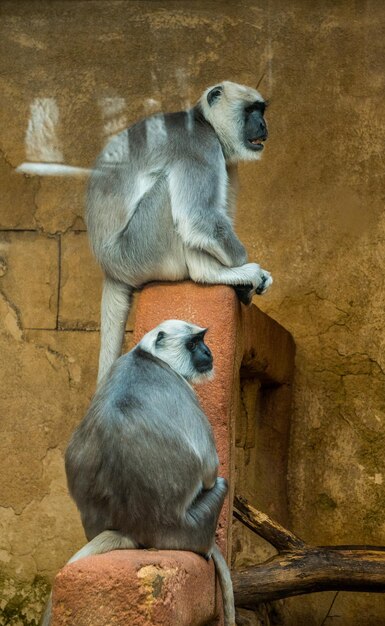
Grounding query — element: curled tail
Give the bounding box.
[211,543,236,626]
[98,276,133,384]
[40,530,137,626]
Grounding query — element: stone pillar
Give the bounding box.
[51,282,295,626]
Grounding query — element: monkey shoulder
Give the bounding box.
[94,107,224,176]
[65,347,216,502]
[168,109,224,160]
[111,347,200,409]
[106,349,213,444]
[134,108,223,161]
[67,348,213,455]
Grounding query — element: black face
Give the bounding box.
[186,331,213,373]
[244,101,268,152]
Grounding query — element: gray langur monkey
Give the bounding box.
[40,321,234,626]
[86,81,273,383]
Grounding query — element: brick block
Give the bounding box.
[52,551,219,626]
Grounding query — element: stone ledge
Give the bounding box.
[52,550,220,626]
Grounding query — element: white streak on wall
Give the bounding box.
[25,98,64,162]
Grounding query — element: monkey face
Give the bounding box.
[141,320,214,383]
[243,101,268,153]
[200,81,268,162]
[186,330,213,374]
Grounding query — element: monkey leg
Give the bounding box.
[98,276,133,384]
[185,249,272,298]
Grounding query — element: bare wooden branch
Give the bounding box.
[232,494,385,607]
[232,547,385,606]
[233,495,306,551]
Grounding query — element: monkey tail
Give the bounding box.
[211,543,236,626]
[66,530,137,563]
[98,276,133,384]
[40,530,137,626]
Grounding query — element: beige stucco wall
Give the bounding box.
[1,1,385,624]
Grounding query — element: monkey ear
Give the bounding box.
[207,86,223,107]
[155,331,166,346]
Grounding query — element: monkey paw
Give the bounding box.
[234,269,273,304]
[255,269,273,295]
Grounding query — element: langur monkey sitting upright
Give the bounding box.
[87,80,273,382]
[40,321,235,625]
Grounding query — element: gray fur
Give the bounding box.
[63,320,235,625]
[86,81,273,382]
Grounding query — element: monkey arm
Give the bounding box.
[169,161,247,268]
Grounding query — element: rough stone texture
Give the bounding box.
[59,231,103,331]
[0,232,59,329]
[59,231,136,331]
[52,551,219,626]
[1,0,385,624]
[0,319,102,623]
[0,153,40,230]
[35,176,88,234]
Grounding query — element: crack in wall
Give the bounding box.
[320,592,339,626]
[0,147,16,170]
[0,289,24,341]
[56,235,61,330]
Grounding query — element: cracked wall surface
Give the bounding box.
[0,1,385,624]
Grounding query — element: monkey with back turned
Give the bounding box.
[42,320,235,626]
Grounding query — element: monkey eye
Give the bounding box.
[245,101,266,115]
[186,339,198,352]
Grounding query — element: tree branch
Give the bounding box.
[232,494,385,607]
[233,547,385,606]
[233,495,306,551]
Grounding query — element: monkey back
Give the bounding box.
[65,347,219,546]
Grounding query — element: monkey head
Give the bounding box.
[199,80,268,163]
[138,319,214,383]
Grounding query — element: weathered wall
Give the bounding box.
[0,1,384,624]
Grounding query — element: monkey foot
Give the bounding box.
[233,284,254,305]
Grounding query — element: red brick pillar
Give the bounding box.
[51,283,295,626]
